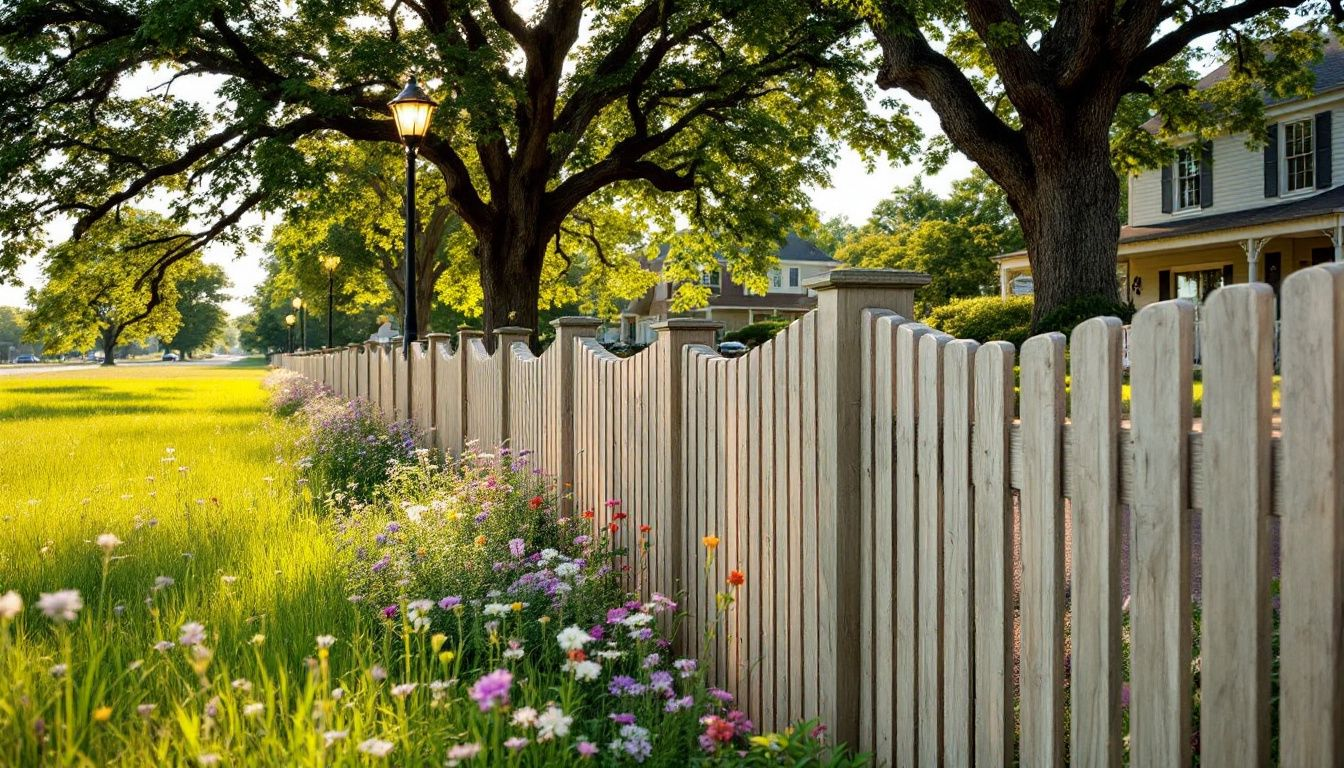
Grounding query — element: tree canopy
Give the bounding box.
[165,261,230,357]
[1,0,916,343]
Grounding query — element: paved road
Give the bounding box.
[0,356,254,376]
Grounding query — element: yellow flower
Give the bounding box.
[431,633,447,653]
[250,634,266,646]
[749,733,788,751]
[538,615,551,625]
[703,535,720,550]
[510,602,523,613]
[474,535,487,547]
[92,706,112,723]
[439,650,455,665]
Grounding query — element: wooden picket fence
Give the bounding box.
[275,265,1344,766]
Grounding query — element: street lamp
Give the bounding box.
[389,75,437,357]
[292,296,307,350]
[321,255,341,348]
[285,313,297,353]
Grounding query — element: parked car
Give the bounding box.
[716,341,748,358]
[161,352,180,362]
[13,354,41,364]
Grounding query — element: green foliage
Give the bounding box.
[0,306,25,349]
[24,210,196,357]
[1036,295,1137,339]
[166,262,230,356]
[722,318,793,348]
[922,296,1034,347]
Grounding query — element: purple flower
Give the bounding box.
[371,556,390,573]
[385,522,400,533]
[375,534,388,545]
[674,658,697,678]
[589,625,605,641]
[649,670,674,694]
[576,740,598,758]
[573,535,591,547]
[509,538,526,558]
[631,628,653,641]
[381,604,398,619]
[438,596,462,610]
[469,669,512,711]
[665,695,693,712]
[606,607,628,624]
[473,512,488,524]
[609,712,636,725]
[708,686,734,703]
[609,675,637,696]
[642,653,661,669]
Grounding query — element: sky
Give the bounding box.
[0,52,974,318]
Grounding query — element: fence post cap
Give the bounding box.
[651,318,724,332]
[346,343,363,350]
[802,268,932,291]
[550,316,604,329]
[424,333,452,341]
[457,328,485,338]
[494,325,533,336]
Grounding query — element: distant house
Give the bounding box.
[616,233,840,343]
[995,36,1344,309]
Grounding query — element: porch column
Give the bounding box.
[1246,237,1260,283]
[999,264,1011,297]
[1336,216,1343,263]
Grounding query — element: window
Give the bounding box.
[1175,268,1226,304]
[699,267,721,290]
[788,267,799,287]
[1176,149,1201,209]
[1285,119,1315,192]
[769,269,782,289]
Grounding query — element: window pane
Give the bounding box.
[788,267,799,287]
[1285,119,1314,192]
[1176,149,1201,209]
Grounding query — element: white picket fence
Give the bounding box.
[276,265,1344,766]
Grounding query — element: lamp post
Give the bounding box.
[285,313,296,353]
[388,76,437,357]
[321,255,341,348]
[292,296,307,350]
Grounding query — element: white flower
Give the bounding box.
[330,687,344,700]
[563,659,601,681]
[49,663,67,677]
[220,575,238,585]
[483,603,511,616]
[391,683,417,697]
[96,533,123,552]
[512,707,538,727]
[405,505,427,523]
[197,754,220,766]
[538,548,560,563]
[323,730,348,748]
[243,702,265,718]
[37,590,83,622]
[232,678,253,692]
[136,704,156,717]
[554,562,580,578]
[357,738,395,757]
[503,647,524,659]
[152,576,175,591]
[179,622,206,646]
[315,635,336,649]
[621,612,654,628]
[594,649,626,661]
[153,640,174,652]
[446,743,481,766]
[556,625,592,652]
[536,705,572,740]
[0,590,22,620]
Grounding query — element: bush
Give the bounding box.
[722,318,792,348]
[294,395,420,503]
[922,296,1034,347]
[1035,294,1136,338]
[263,367,330,416]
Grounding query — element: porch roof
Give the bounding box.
[1119,185,1344,245]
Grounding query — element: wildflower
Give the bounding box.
[576,740,599,758]
[564,659,601,681]
[474,535,487,547]
[250,633,266,646]
[96,533,123,552]
[536,705,572,740]
[513,706,539,727]
[232,679,253,692]
[642,652,661,669]
[468,669,512,711]
[391,683,417,698]
[504,737,528,751]
[640,524,651,533]
[357,738,395,758]
[381,604,398,619]
[609,713,637,725]
[650,670,674,694]
[220,575,238,585]
[92,706,112,723]
[574,534,591,546]
[674,658,698,678]
[438,596,462,611]
[607,522,619,534]
[510,601,524,613]
[609,675,640,696]
[610,723,653,762]
[703,535,720,550]
[555,561,580,577]
[136,704,156,718]
[612,511,628,521]
[446,743,481,765]
[0,591,22,619]
[153,576,174,591]
[323,730,348,747]
[36,590,83,622]
[529,495,544,509]
[728,569,745,587]
[708,686,734,703]
[701,715,736,749]
[153,640,174,652]
[665,695,694,712]
[371,556,390,573]
[606,607,629,624]
[370,665,388,682]
[483,602,511,616]
[316,635,336,649]
[244,702,265,718]
[556,625,592,652]
[179,622,206,646]
[503,641,524,659]
[197,754,221,766]
[331,688,344,700]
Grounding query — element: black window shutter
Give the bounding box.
[1200,141,1214,207]
[1158,270,1171,301]
[1161,163,1173,213]
[1316,111,1333,189]
[1264,123,1280,197]
[1223,263,1235,286]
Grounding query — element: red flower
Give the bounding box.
[528,495,544,510]
[567,648,587,662]
[703,715,735,742]
[727,570,745,587]
[639,524,651,534]
[612,511,628,521]
[607,522,619,534]
[582,510,595,519]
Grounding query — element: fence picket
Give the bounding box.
[941,338,977,767]
[895,322,930,765]
[917,330,950,766]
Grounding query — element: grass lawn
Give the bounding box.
[0,365,354,764]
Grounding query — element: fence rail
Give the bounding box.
[275,265,1344,766]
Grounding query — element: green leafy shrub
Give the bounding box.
[922,295,1034,347]
[722,318,792,348]
[294,395,420,504]
[1035,294,1136,338]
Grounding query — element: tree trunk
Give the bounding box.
[1012,125,1123,329]
[476,230,546,352]
[100,328,119,366]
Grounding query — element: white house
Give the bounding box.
[995,36,1344,309]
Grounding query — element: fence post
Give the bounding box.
[364,340,381,407]
[652,318,722,598]
[425,333,451,452]
[494,326,532,446]
[458,329,484,448]
[551,317,604,515]
[804,268,930,747]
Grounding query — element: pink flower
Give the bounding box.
[576,741,599,758]
[468,669,512,711]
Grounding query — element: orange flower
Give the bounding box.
[529,495,544,509]
[703,535,720,550]
[727,570,745,587]
[474,535,487,547]
[639,524,651,534]
[93,706,112,723]
[567,648,587,662]
[582,509,595,519]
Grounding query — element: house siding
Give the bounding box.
[1129,102,1344,227]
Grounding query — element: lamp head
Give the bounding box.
[292,296,303,309]
[388,76,438,144]
[285,314,297,327]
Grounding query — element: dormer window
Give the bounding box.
[1284,118,1315,192]
[699,267,721,291]
[1176,149,1201,209]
